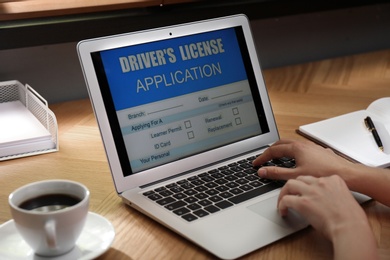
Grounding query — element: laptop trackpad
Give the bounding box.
[247,196,308,229]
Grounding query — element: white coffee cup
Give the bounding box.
[8,179,90,257]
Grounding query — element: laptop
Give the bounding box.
[77,14,309,259]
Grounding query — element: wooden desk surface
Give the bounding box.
[1,50,390,259]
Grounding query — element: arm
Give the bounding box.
[279,175,378,260]
[344,163,390,207]
[253,139,390,206]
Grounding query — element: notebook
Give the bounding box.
[298,97,390,168]
[77,14,309,259]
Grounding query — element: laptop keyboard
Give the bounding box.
[143,155,295,222]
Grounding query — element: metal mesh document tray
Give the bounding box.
[0,80,58,160]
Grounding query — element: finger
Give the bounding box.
[277,178,312,217]
[296,175,318,184]
[253,143,296,166]
[277,179,309,204]
[257,166,297,180]
[278,194,301,217]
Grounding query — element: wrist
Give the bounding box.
[330,219,378,260]
[339,163,367,192]
[330,218,369,240]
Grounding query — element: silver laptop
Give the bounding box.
[77,14,308,259]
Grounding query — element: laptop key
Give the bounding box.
[204,205,220,214]
[240,162,253,169]
[159,190,173,197]
[166,183,178,189]
[215,185,229,192]
[156,196,176,206]
[204,182,218,189]
[225,182,239,189]
[182,213,198,222]
[180,182,195,189]
[234,172,246,178]
[230,188,244,195]
[244,168,257,174]
[177,179,188,185]
[143,190,154,196]
[229,166,242,172]
[173,207,190,216]
[198,199,212,207]
[184,189,197,196]
[225,175,238,182]
[191,180,205,186]
[188,176,199,181]
[235,179,249,185]
[215,178,228,185]
[205,189,219,196]
[246,156,256,161]
[279,157,293,162]
[215,200,233,209]
[228,182,281,204]
[170,186,184,193]
[165,201,187,211]
[208,195,223,203]
[184,196,198,204]
[221,169,235,175]
[239,184,254,191]
[249,180,264,188]
[260,178,273,184]
[173,193,187,200]
[281,162,295,168]
[194,193,208,200]
[187,203,201,211]
[147,193,163,201]
[270,158,284,165]
[193,209,209,218]
[219,191,234,199]
[218,166,229,171]
[154,187,166,192]
[245,175,258,181]
[208,169,219,174]
[201,176,215,182]
[262,162,276,167]
[211,172,224,179]
[194,185,208,192]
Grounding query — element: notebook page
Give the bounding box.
[299,109,390,168]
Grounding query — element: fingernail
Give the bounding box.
[258,168,267,177]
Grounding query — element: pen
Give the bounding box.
[364,116,384,151]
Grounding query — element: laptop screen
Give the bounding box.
[90,26,269,175]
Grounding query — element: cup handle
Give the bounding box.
[44,219,57,248]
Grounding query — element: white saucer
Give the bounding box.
[0,212,115,260]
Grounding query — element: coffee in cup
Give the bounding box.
[8,180,90,257]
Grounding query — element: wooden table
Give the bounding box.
[1,49,390,259]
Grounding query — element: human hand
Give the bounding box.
[278,175,365,239]
[253,139,353,181]
[278,175,378,259]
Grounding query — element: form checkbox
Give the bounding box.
[187,131,195,139]
[232,107,239,115]
[185,120,192,129]
[235,117,242,125]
